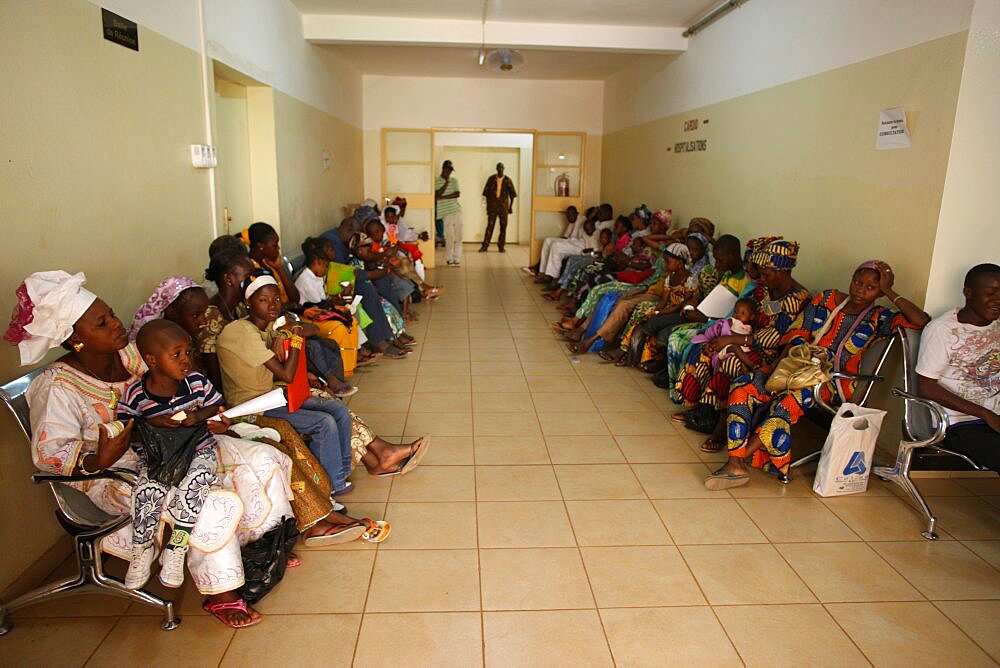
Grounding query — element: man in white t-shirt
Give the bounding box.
[916,263,1000,470]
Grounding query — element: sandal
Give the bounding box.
[704,468,750,491]
[202,598,262,629]
[360,519,392,543]
[333,384,359,398]
[670,412,688,423]
[700,438,724,453]
[375,435,431,477]
[303,522,366,547]
[286,553,303,568]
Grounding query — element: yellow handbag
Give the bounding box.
[764,298,847,394]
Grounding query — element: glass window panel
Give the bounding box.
[535,167,580,197]
[536,135,582,166]
[534,210,571,240]
[385,131,431,163]
[386,164,431,194]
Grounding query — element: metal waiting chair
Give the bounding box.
[785,331,898,477]
[0,369,179,635]
[872,328,987,540]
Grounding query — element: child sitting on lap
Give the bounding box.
[117,319,231,590]
[692,298,757,372]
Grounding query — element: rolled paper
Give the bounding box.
[273,316,287,328]
[171,411,187,422]
[209,388,287,421]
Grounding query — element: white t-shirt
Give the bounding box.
[915,308,1000,424]
[583,228,602,251]
[294,269,327,305]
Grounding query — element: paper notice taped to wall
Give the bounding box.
[876,107,911,150]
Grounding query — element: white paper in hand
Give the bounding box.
[209,388,287,421]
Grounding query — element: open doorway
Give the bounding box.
[433,131,533,246]
[211,62,279,237]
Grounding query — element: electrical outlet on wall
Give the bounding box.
[190,144,217,168]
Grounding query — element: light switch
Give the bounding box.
[190,144,217,168]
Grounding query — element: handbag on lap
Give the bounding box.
[764,298,847,394]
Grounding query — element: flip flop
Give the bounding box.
[700,438,724,453]
[285,553,303,568]
[704,468,750,491]
[399,435,431,475]
[360,519,392,543]
[202,598,262,629]
[303,522,366,547]
[333,384,359,398]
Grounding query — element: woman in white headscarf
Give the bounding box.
[6,271,293,629]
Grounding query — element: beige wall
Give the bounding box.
[0,0,213,592]
[0,0,364,594]
[274,90,364,250]
[602,32,968,302]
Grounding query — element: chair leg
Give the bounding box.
[873,448,938,540]
[0,534,180,635]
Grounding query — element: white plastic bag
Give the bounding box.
[812,403,886,497]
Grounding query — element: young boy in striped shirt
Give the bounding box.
[117,319,231,589]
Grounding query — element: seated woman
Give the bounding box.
[679,239,811,451]
[8,271,295,628]
[130,271,373,542]
[705,260,929,490]
[215,272,430,492]
[570,243,695,355]
[382,203,429,274]
[552,227,616,307]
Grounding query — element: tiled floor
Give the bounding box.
[5,245,1000,666]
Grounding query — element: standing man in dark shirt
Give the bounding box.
[479,162,517,253]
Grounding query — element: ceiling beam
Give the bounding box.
[301,14,688,54]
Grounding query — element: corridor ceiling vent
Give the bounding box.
[486,49,525,73]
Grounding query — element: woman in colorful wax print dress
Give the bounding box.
[8,270,294,629]
[704,260,929,490]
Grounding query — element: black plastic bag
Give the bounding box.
[684,404,719,434]
[238,516,300,604]
[134,421,206,487]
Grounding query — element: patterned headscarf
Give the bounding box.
[128,276,200,340]
[5,271,98,365]
[687,232,711,250]
[750,240,800,270]
[652,209,672,227]
[746,235,783,253]
[663,242,691,265]
[687,217,715,240]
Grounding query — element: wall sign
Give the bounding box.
[102,8,138,51]
[876,107,910,150]
[674,140,707,153]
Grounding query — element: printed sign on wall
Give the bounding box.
[876,107,910,150]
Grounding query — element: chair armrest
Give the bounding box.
[831,372,884,383]
[31,467,138,486]
[892,387,949,447]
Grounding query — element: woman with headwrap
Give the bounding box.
[705,260,929,490]
[7,271,295,628]
[681,240,812,446]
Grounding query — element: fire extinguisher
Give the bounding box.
[554,173,570,197]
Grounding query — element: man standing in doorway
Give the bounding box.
[436,159,463,267]
[479,162,517,253]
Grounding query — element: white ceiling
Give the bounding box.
[297,0,711,80]
[291,0,716,27]
[327,45,676,80]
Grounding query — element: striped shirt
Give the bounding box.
[435,176,462,217]
[116,372,223,453]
